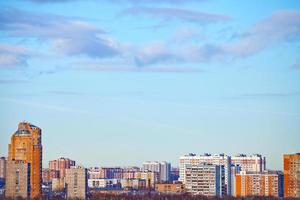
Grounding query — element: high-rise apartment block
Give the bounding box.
[231,154,266,172]
[179,153,231,195]
[7,122,42,198]
[5,160,31,200]
[184,163,225,197]
[284,153,300,198]
[65,166,88,200]
[49,157,76,178]
[235,170,283,197]
[142,161,171,182]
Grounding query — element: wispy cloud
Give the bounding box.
[0,79,27,84]
[223,10,300,57]
[291,61,300,70]
[132,9,300,66]
[47,90,84,96]
[121,7,231,25]
[0,44,31,68]
[72,59,203,73]
[0,8,120,58]
[240,92,300,98]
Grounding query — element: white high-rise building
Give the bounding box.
[231,154,266,172]
[179,153,231,195]
[185,163,225,197]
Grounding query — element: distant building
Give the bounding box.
[185,163,225,197]
[284,153,300,198]
[155,182,184,194]
[179,153,231,195]
[135,171,159,189]
[235,170,283,197]
[142,161,171,182]
[170,167,179,182]
[65,166,88,200]
[231,154,266,172]
[49,157,75,178]
[5,160,31,200]
[230,164,241,197]
[0,157,6,180]
[88,167,102,179]
[52,177,65,191]
[122,167,140,179]
[120,179,146,190]
[8,122,42,198]
[42,168,59,184]
[160,162,171,182]
[88,178,120,189]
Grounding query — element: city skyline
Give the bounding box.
[0,0,300,170]
[0,122,299,199]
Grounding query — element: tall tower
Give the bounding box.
[8,122,42,198]
[284,153,300,198]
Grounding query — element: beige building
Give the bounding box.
[135,171,158,189]
[155,182,184,194]
[120,179,146,190]
[185,163,225,197]
[5,160,30,200]
[65,167,88,200]
[0,157,6,179]
[52,177,66,191]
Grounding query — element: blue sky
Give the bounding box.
[0,0,299,170]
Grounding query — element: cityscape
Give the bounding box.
[1,0,300,199]
[0,122,299,199]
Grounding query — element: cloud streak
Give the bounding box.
[121,7,231,24]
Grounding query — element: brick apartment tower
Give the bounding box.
[8,122,42,198]
[284,153,300,198]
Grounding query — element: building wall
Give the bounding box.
[5,160,30,200]
[155,183,184,194]
[66,167,87,200]
[135,171,158,189]
[231,154,266,172]
[184,164,225,197]
[49,157,75,178]
[235,171,283,197]
[8,122,42,198]
[284,153,300,198]
[179,153,231,195]
[42,169,60,184]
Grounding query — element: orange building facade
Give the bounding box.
[8,122,42,198]
[235,171,283,197]
[284,153,300,198]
